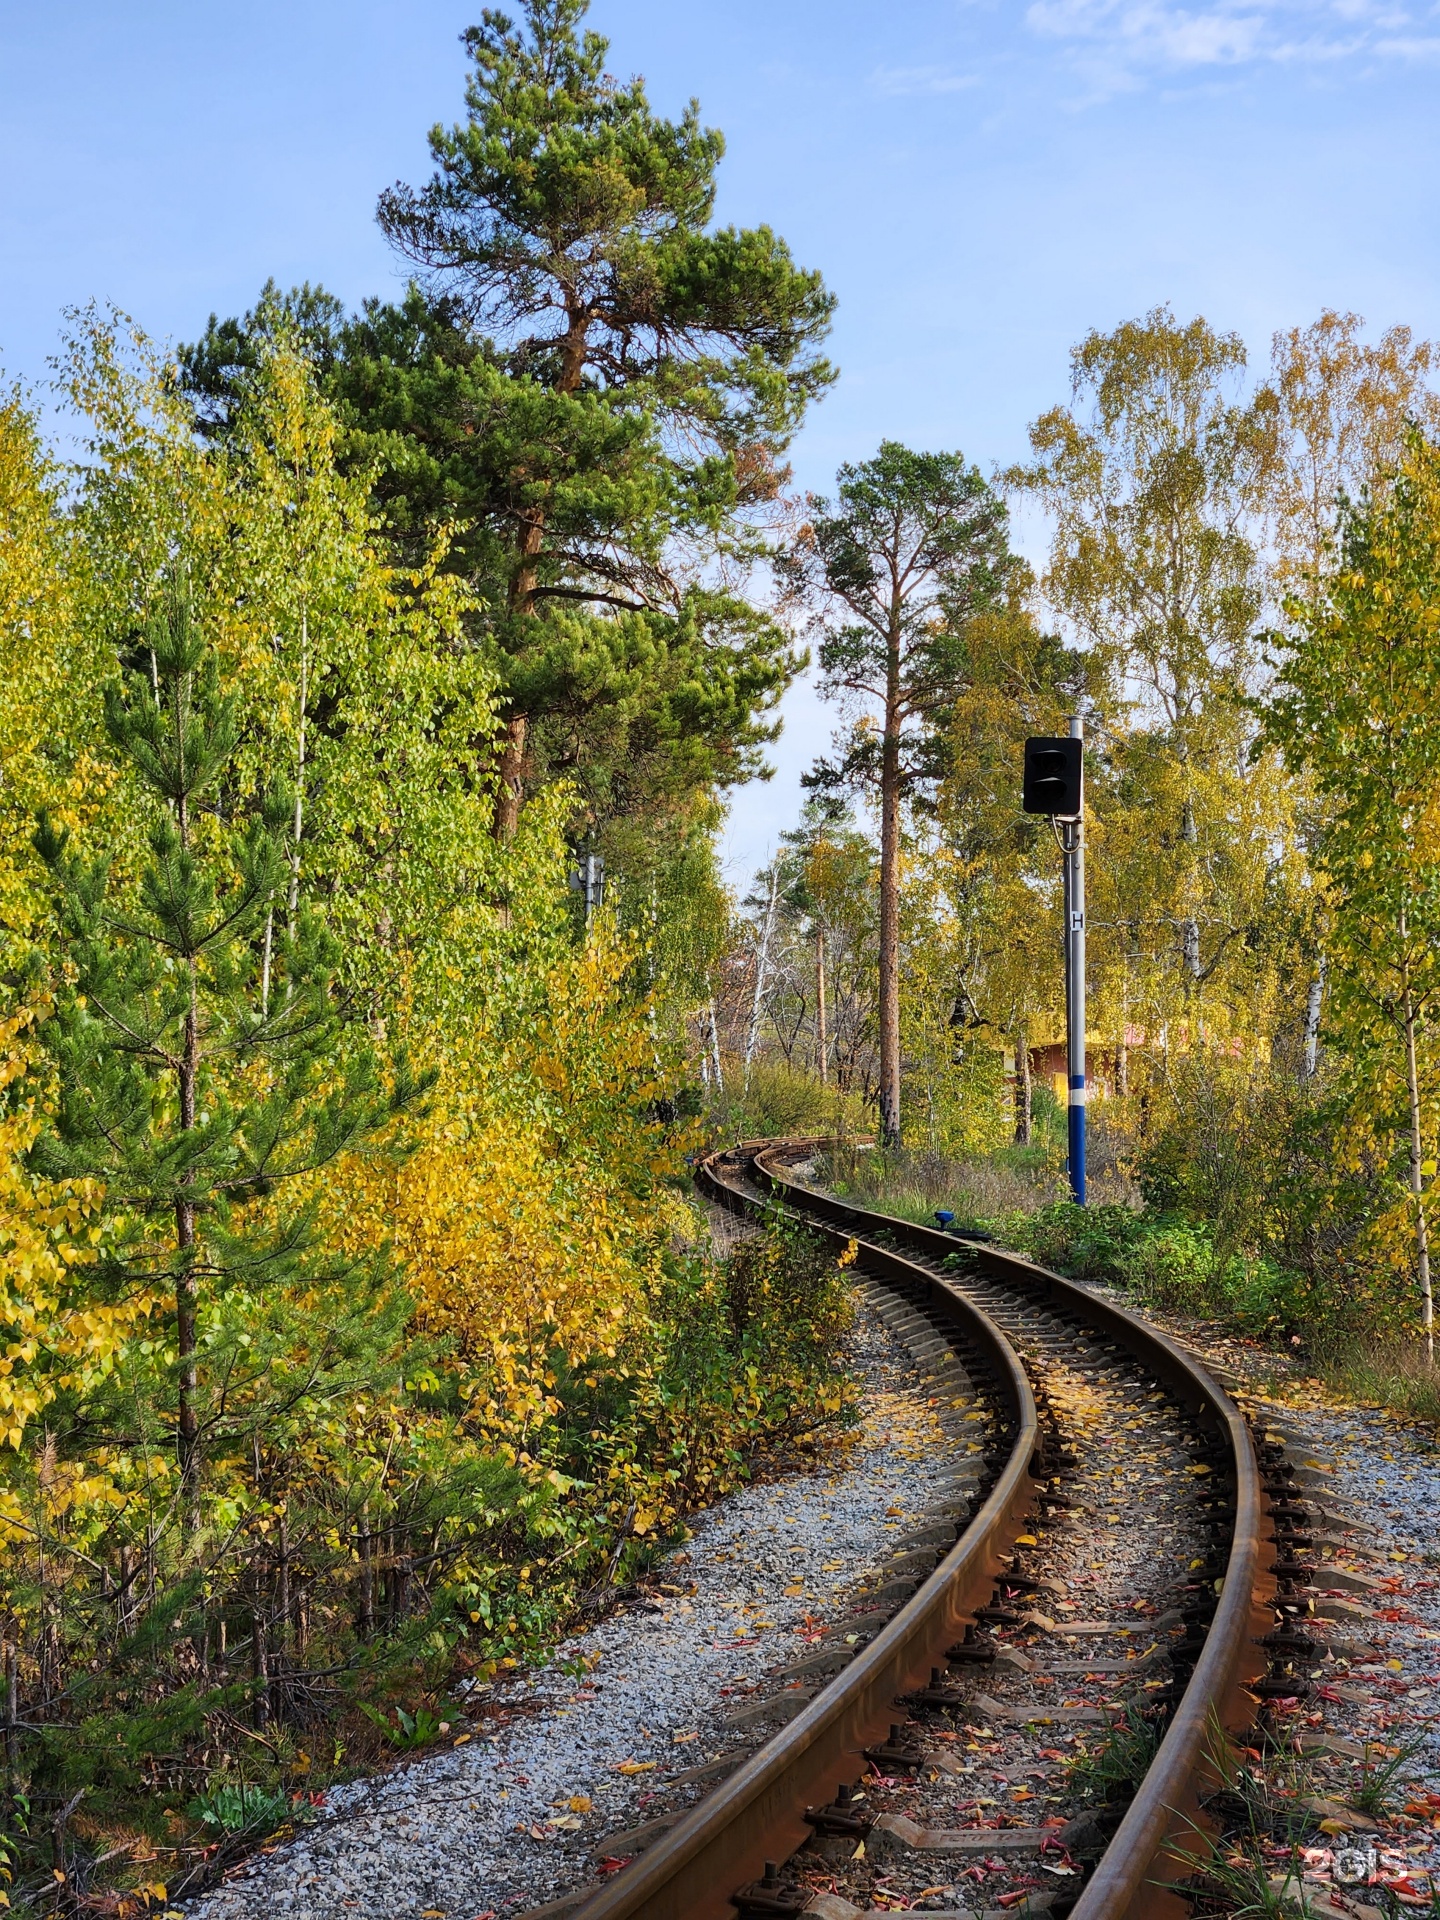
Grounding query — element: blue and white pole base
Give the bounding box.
[1068,1075,1086,1207]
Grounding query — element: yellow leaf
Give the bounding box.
[1015,1534,1038,1546]
[568,1795,592,1813]
[616,1760,655,1775]
[1318,1818,1348,1836]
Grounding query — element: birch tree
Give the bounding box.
[1263,428,1440,1362]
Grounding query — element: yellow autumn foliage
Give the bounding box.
[327,929,690,1442]
[0,389,121,952]
[0,1011,156,1539]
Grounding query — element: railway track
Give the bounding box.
[555,1139,1279,1920]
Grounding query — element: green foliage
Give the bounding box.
[358,1702,448,1750]
[1262,425,1440,1354]
[0,52,845,1884]
[787,441,1017,806]
[376,0,835,450]
[1348,1734,1428,1819]
[185,0,834,846]
[30,582,419,1505]
[784,439,1021,1148]
[713,1060,868,1144]
[544,1217,855,1529]
[187,1779,298,1835]
[1069,1700,1161,1804]
[998,1201,1310,1333]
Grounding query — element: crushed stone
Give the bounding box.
[185,1285,975,1920]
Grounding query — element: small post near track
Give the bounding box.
[1022,717,1086,1204]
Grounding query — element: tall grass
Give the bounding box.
[1312,1337,1440,1424]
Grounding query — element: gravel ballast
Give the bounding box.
[185,1287,978,1920]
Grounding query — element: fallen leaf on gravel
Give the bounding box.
[569,1795,592,1812]
[616,1761,655,1775]
[550,1816,584,1831]
[1015,1535,1038,1546]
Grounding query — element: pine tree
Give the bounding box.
[373,0,835,837]
[30,584,421,1522]
[784,443,1014,1148]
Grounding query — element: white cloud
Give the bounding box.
[1024,0,1440,78]
[871,64,982,94]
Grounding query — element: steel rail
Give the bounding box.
[752,1142,1271,1920]
[565,1140,1268,1920]
[566,1147,1041,1920]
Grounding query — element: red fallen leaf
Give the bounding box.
[597,1856,633,1875]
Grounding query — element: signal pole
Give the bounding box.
[1063,714,1086,1205]
[1020,723,1087,1205]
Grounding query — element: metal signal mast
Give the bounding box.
[1022,717,1086,1205]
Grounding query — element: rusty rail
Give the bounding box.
[566,1141,1268,1920]
[752,1143,1270,1920]
[568,1146,1040,1920]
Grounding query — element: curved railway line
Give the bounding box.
[554,1138,1295,1920]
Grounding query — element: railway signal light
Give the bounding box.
[1022,722,1087,1205]
[1022,736,1082,818]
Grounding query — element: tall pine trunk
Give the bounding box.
[176,774,201,1530]
[877,639,902,1150]
[493,307,590,841]
[1014,1022,1032,1145]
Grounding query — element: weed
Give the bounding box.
[186,1779,296,1836]
[358,1702,447,1750]
[1350,1734,1428,1819]
[1193,1845,1316,1917]
[1068,1701,1160,1803]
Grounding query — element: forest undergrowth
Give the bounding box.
[820,1085,1440,1429]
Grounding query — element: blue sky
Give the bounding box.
[3,0,1437,886]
